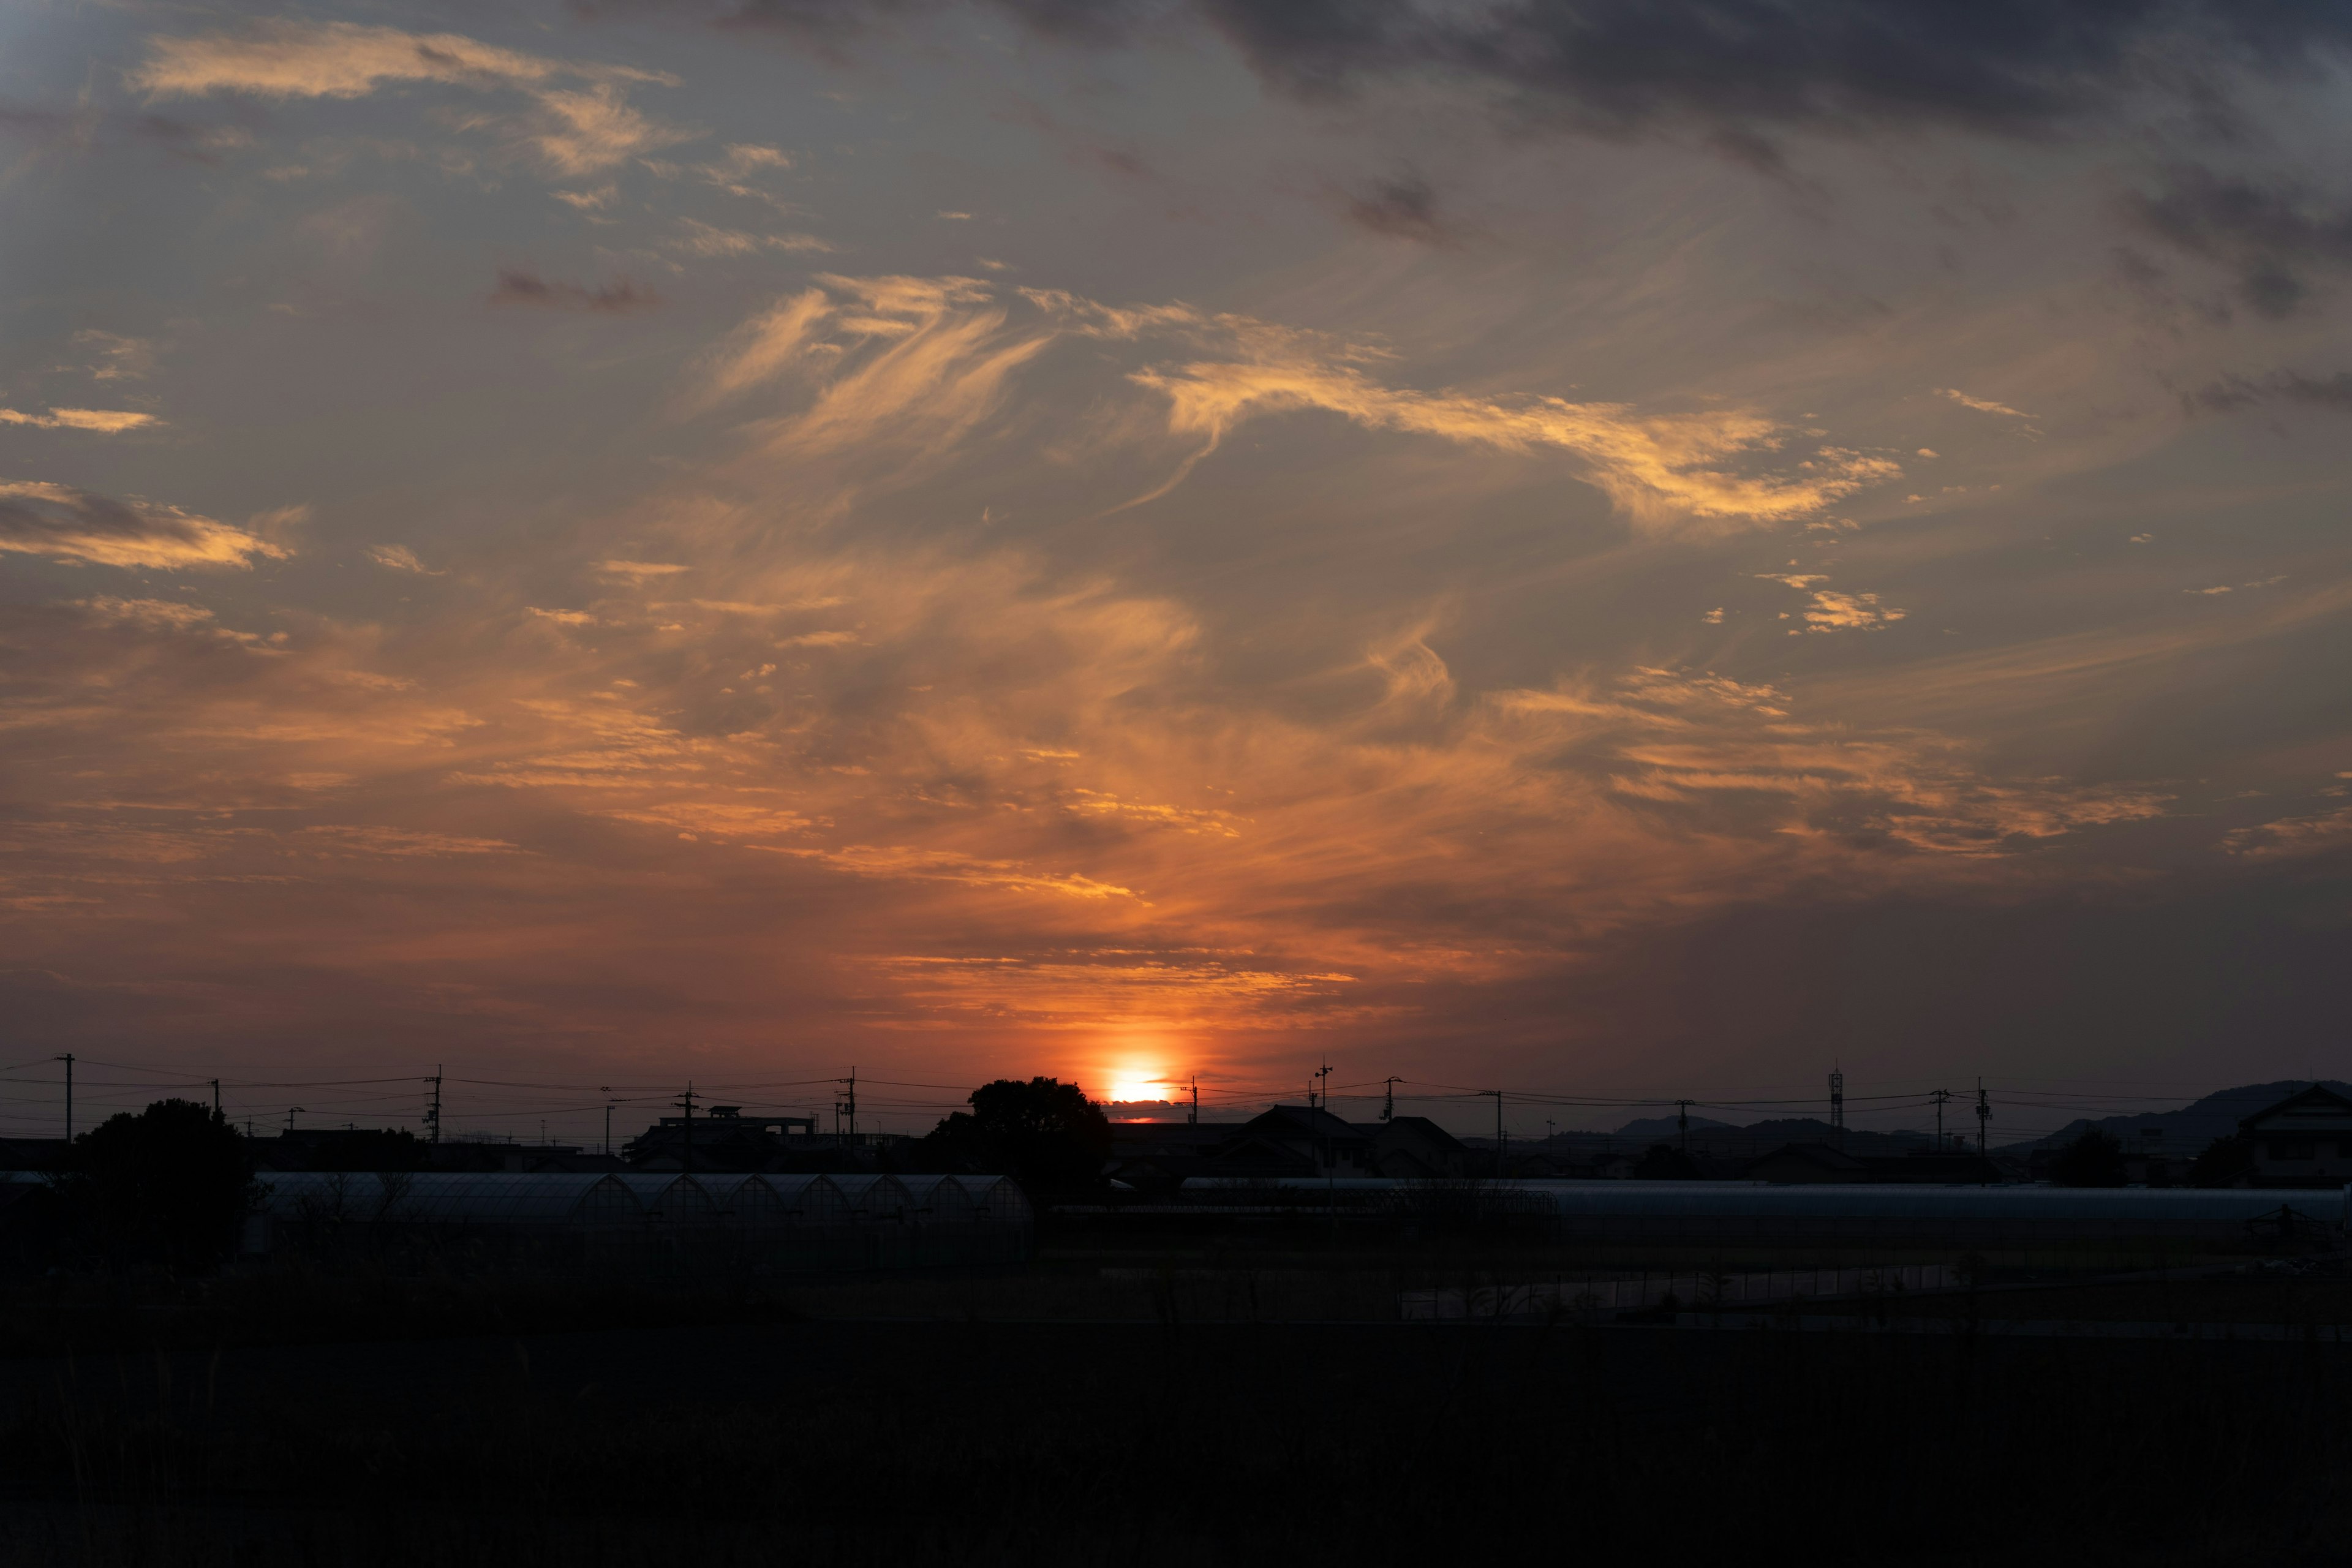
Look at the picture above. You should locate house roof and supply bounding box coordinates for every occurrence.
[1368,1116,1468,1152]
[1238,1104,1371,1144]
[2240,1084,2352,1133]
[1107,1121,1235,1152]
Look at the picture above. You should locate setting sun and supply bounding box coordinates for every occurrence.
[1103,1068,1168,1104]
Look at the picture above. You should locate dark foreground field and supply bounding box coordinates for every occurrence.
[2,1265,2351,1567]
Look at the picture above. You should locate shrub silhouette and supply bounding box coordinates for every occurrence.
[62,1098,253,1268]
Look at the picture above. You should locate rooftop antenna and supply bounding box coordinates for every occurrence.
[1381,1076,1401,1123]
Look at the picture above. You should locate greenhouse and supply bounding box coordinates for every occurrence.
[750,1173,850,1227]
[256,1172,642,1229]
[830,1174,913,1223]
[1517,1180,2346,1242]
[611,1173,720,1226]
[904,1174,976,1224]
[238,1169,1031,1270]
[1174,1175,2346,1243]
[957,1174,1033,1227]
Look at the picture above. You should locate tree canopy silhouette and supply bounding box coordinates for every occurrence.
[2049,1126,2128,1188]
[1635,1143,1700,1180]
[921,1077,1110,1194]
[2192,1133,2255,1187]
[62,1098,253,1268]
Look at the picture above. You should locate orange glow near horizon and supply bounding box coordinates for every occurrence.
[1101,1065,1172,1104]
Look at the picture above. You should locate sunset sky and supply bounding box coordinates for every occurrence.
[6,2,2351,1140]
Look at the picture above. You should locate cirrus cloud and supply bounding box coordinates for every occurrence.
[0,481,286,570]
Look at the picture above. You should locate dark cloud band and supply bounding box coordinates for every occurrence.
[637,0,2352,141]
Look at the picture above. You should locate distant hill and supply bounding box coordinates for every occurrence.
[1503,1082,2348,1163]
[1510,1115,1936,1159]
[1993,1080,2350,1155]
[1612,1114,1736,1139]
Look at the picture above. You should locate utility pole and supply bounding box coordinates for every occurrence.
[677,1083,696,1174]
[1188,1075,1198,1126]
[424,1066,443,1145]
[834,1068,857,1140]
[1313,1058,1332,1114]
[602,1087,614,1156]
[1828,1067,1845,1147]
[1676,1098,1694,1153]
[57,1054,72,1142]
[1976,1079,1990,1156]
[210,1079,221,1120]
[1932,1088,1952,1146]
[1381,1076,1400,1123]
[286,1106,303,1134]
[1482,1089,1504,1177]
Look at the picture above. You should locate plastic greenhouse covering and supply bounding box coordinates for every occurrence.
[829,1174,913,1221]
[257,1172,641,1226]
[902,1174,975,1223]
[246,1170,1035,1232]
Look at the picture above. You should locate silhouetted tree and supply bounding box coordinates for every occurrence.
[1634,1142,1700,1180]
[2192,1133,2255,1187]
[61,1098,253,1268]
[921,1077,1110,1196]
[2049,1127,2128,1187]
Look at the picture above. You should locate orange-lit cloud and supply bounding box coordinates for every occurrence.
[7,2,2350,1121]
[131,21,689,176]
[0,482,287,569]
[0,408,162,433]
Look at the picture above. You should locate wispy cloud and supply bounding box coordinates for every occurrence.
[366,544,442,575]
[680,279,1898,530]
[131,21,691,176]
[0,408,162,434]
[668,218,835,257]
[1938,387,2037,419]
[71,331,154,382]
[0,481,285,569]
[595,560,690,584]
[1800,589,1906,633]
[488,267,658,313]
[1133,349,1901,529]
